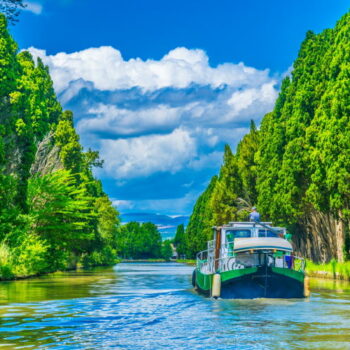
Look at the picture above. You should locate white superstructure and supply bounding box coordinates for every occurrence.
[197,221,301,275]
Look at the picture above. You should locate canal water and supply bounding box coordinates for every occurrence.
[0,263,349,349]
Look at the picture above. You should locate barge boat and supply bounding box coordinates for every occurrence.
[192,222,308,299]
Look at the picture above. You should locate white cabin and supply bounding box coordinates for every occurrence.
[198,222,297,274]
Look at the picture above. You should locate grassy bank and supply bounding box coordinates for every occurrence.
[120,259,197,264]
[0,255,121,281]
[176,259,196,265]
[121,259,168,263]
[306,260,350,281]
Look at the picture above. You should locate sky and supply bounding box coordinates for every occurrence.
[10,0,350,216]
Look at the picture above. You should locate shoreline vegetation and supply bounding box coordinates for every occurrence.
[121,259,350,281]
[306,260,350,281]
[0,14,122,281]
[0,13,173,282]
[1,257,349,282]
[174,11,350,270]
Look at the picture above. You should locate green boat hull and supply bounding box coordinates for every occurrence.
[194,266,305,299]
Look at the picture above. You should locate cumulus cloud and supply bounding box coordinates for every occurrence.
[111,199,133,210]
[26,45,281,213]
[113,190,201,214]
[77,103,182,137]
[28,46,274,93]
[99,128,197,178]
[74,83,277,140]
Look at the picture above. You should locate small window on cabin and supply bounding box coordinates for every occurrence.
[258,229,278,238]
[226,229,251,239]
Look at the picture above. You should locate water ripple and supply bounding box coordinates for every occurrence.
[0,263,350,349]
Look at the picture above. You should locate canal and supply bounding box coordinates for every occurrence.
[0,263,349,349]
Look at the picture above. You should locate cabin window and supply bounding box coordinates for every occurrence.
[258,229,278,238]
[226,229,251,239]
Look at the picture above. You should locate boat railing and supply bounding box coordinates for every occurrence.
[196,248,215,273]
[217,253,305,273]
[197,249,305,275]
[207,240,215,249]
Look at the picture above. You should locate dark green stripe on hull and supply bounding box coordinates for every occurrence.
[195,267,305,299]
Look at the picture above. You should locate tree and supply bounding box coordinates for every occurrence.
[161,240,173,261]
[187,11,350,262]
[27,170,96,269]
[236,120,260,205]
[0,14,121,279]
[55,111,83,174]
[0,14,18,99]
[184,176,217,258]
[210,145,242,225]
[174,224,186,257]
[116,222,162,259]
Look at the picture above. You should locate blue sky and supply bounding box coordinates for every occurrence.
[10,0,350,216]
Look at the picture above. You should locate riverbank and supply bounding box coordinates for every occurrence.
[121,259,168,263]
[120,259,196,265]
[176,259,196,265]
[306,259,350,281]
[179,258,350,280]
[0,260,121,282]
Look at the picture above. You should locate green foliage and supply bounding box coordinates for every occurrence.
[81,246,118,268]
[0,243,14,279]
[257,14,350,224]
[116,222,162,259]
[184,120,260,258]
[81,195,120,267]
[94,196,119,243]
[55,111,83,174]
[0,174,19,240]
[174,224,186,257]
[186,12,350,262]
[0,14,18,98]
[0,17,121,279]
[11,234,49,276]
[306,259,350,280]
[236,120,260,205]
[27,170,96,263]
[185,176,217,258]
[161,240,173,261]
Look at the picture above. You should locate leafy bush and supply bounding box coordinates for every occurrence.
[11,235,49,277]
[306,259,350,280]
[0,243,14,279]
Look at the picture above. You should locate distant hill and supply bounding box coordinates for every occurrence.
[120,213,189,240]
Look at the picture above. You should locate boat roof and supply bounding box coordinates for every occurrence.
[233,237,292,253]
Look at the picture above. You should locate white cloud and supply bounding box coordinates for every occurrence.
[76,82,277,142]
[116,191,200,215]
[77,104,182,137]
[225,82,277,121]
[25,45,281,213]
[111,199,133,210]
[189,151,223,170]
[27,46,274,94]
[24,1,43,15]
[99,128,197,178]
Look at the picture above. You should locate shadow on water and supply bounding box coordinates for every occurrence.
[0,266,119,304]
[0,263,349,349]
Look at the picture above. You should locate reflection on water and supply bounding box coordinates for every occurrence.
[0,263,349,349]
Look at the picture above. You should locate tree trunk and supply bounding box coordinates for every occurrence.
[293,208,345,263]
